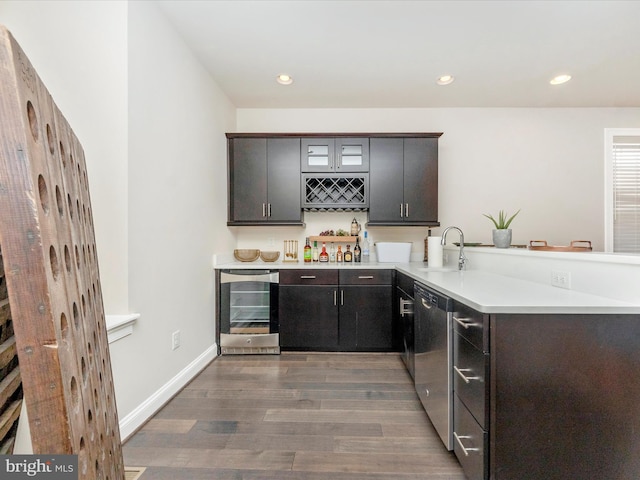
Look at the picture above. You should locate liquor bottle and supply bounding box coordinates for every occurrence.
[304,237,312,263]
[362,231,370,261]
[336,245,343,263]
[319,242,329,262]
[344,244,353,263]
[312,241,319,262]
[353,237,361,263]
[329,243,336,263]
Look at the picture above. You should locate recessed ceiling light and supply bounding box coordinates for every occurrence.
[276,74,293,85]
[550,74,571,85]
[436,75,455,86]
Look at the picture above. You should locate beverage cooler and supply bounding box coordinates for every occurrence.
[219,269,279,354]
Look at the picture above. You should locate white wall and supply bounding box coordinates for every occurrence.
[118,1,235,420]
[1,0,237,431]
[236,108,640,253]
[0,0,129,313]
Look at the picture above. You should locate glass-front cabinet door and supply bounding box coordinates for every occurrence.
[301,138,369,172]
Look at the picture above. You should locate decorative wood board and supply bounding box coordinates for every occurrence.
[0,25,124,479]
[0,248,23,454]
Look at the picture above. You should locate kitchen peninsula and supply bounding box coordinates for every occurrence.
[215,247,640,479]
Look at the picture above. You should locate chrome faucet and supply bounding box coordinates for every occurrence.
[441,226,467,270]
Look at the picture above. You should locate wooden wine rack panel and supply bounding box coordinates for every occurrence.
[0,26,124,479]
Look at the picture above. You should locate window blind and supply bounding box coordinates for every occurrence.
[612,136,640,253]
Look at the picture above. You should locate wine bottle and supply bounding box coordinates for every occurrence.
[304,237,312,263]
[319,242,329,262]
[353,237,361,263]
[312,241,319,262]
[344,245,353,263]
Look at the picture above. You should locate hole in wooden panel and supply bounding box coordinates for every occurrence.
[67,193,73,220]
[76,199,81,224]
[59,141,66,168]
[27,101,38,141]
[38,175,49,214]
[81,356,87,385]
[64,245,71,273]
[77,163,81,186]
[70,376,79,410]
[73,302,79,330]
[79,437,87,476]
[46,124,55,154]
[70,152,74,169]
[75,245,80,269]
[81,294,86,316]
[49,245,59,280]
[59,312,69,342]
[55,185,63,217]
[88,341,93,365]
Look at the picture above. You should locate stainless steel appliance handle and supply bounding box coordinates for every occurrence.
[399,298,413,316]
[421,298,433,309]
[454,366,481,384]
[221,272,279,284]
[453,432,479,456]
[454,316,475,329]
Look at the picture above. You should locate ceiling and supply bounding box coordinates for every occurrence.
[154,0,640,108]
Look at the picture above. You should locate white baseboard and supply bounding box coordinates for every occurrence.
[118,344,218,441]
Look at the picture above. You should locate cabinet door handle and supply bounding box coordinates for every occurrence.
[454,316,476,329]
[400,203,404,218]
[453,432,480,456]
[421,298,432,309]
[300,275,316,279]
[268,203,271,217]
[262,203,266,217]
[334,290,337,306]
[454,366,482,384]
[357,275,374,279]
[405,203,409,217]
[341,290,344,306]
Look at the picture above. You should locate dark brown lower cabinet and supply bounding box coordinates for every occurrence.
[451,304,640,480]
[279,269,394,352]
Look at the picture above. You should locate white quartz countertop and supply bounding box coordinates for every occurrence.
[215,259,640,315]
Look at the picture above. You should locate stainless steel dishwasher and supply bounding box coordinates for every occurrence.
[414,282,454,450]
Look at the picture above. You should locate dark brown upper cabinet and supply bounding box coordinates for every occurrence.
[368,136,441,226]
[301,137,369,173]
[227,135,303,226]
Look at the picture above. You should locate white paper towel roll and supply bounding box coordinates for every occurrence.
[428,236,443,267]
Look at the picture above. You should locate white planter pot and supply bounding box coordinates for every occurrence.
[493,229,512,248]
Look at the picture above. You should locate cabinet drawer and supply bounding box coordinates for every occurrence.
[339,269,393,285]
[454,333,487,428]
[452,301,487,352]
[279,269,338,285]
[453,394,488,480]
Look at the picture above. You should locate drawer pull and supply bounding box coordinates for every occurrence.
[454,316,476,329]
[300,275,316,279]
[358,275,374,279]
[454,366,482,384]
[454,431,480,456]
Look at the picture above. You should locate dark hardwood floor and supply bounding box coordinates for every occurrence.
[122,352,465,479]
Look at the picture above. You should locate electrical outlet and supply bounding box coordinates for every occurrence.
[172,330,181,350]
[551,270,571,289]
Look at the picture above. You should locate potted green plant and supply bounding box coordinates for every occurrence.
[483,209,520,248]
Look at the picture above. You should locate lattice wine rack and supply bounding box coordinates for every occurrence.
[302,174,369,211]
